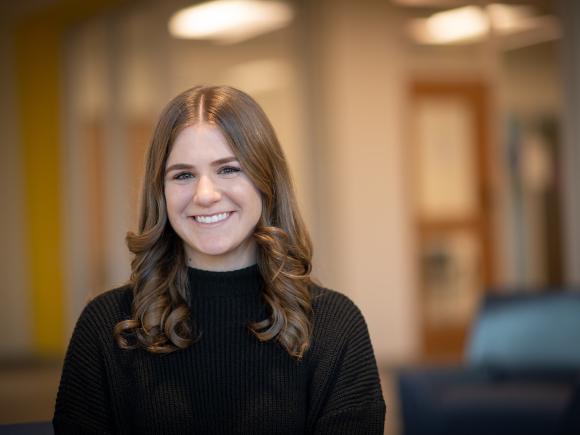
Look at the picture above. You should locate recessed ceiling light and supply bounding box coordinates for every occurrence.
[487,3,536,35]
[168,0,294,44]
[407,3,561,47]
[408,6,489,45]
[393,0,467,7]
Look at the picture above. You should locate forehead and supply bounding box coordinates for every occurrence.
[168,123,234,163]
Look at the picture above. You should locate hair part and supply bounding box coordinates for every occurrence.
[114,85,313,358]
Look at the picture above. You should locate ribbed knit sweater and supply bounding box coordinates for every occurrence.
[53,265,386,434]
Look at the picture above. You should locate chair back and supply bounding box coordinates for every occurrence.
[466,291,580,370]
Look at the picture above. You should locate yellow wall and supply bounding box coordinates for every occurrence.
[13,0,123,355]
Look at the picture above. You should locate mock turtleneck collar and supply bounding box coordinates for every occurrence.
[187,264,263,299]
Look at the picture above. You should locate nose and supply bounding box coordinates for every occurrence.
[193,175,221,206]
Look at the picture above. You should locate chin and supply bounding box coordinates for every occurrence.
[194,241,236,257]
[198,248,231,258]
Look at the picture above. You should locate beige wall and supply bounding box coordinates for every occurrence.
[302,0,420,363]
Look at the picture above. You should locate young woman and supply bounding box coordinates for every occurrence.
[53,86,386,434]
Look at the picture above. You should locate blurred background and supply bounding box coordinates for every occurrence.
[1,0,579,433]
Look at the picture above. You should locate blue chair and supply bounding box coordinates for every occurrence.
[398,291,580,435]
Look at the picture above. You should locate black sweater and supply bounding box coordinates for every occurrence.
[53,265,386,434]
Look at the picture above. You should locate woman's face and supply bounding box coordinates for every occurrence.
[164,123,262,271]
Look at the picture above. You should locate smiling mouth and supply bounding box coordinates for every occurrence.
[192,212,231,224]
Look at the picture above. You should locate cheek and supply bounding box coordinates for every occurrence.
[249,194,263,229]
[251,191,263,221]
[164,186,189,217]
[234,181,262,221]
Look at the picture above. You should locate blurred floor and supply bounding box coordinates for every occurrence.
[0,360,61,424]
[0,362,401,434]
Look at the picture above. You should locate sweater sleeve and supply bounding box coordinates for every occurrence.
[53,297,115,435]
[309,290,386,434]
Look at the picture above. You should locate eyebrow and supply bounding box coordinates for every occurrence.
[165,156,239,174]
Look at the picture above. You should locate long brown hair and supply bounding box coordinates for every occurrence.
[114,86,313,358]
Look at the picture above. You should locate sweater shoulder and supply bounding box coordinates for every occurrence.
[309,284,368,341]
[309,284,354,304]
[76,285,133,331]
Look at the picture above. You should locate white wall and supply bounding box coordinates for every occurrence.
[301,0,419,364]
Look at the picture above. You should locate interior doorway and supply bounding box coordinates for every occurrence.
[409,81,494,361]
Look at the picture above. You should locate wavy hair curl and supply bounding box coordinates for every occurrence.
[114,86,313,358]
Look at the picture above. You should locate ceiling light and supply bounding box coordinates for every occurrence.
[487,3,536,34]
[408,6,489,44]
[168,0,294,44]
[498,15,562,50]
[392,0,466,6]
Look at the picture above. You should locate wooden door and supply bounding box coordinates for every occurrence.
[409,82,493,362]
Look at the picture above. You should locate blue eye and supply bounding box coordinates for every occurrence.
[219,166,241,175]
[174,172,194,180]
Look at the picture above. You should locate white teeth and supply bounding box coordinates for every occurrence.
[194,212,229,224]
